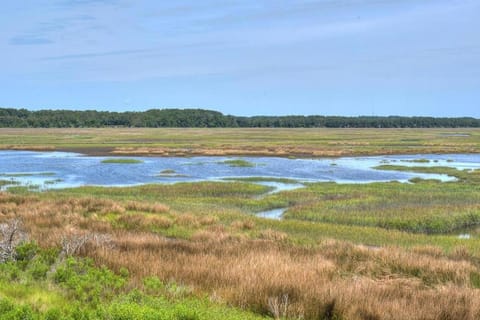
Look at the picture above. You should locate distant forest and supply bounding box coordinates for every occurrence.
[0,108,479,128]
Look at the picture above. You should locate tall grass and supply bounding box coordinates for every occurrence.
[3,186,480,319]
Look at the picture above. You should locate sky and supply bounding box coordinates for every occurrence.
[0,0,479,117]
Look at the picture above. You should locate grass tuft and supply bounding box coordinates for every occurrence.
[218,159,256,167]
[101,158,143,164]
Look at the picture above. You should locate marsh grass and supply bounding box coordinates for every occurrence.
[219,159,256,167]
[156,169,189,178]
[279,171,480,234]
[401,158,430,163]
[2,192,480,319]
[0,172,56,177]
[0,180,18,187]
[159,169,176,174]
[101,158,143,164]
[374,165,480,183]
[1,127,479,157]
[3,171,480,318]
[222,177,299,183]
[44,179,63,185]
[2,128,480,318]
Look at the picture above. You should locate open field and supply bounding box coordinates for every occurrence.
[0,127,479,157]
[1,130,480,319]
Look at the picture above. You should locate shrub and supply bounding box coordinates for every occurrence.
[54,257,126,306]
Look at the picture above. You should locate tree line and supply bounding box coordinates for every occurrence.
[0,107,479,128]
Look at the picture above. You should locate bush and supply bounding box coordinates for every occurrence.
[54,257,126,306]
[15,242,38,264]
[143,276,164,295]
[29,259,50,280]
[0,301,35,320]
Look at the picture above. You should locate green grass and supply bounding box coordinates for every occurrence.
[160,169,177,174]
[240,182,480,252]
[0,172,56,177]
[101,158,144,164]
[277,176,480,234]
[218,159,256,167]
[7,185,41,194]
[1,127,479,157]
[0,180,18,187]
[401,158,430,163]
[373,165,480,182]
[43,179,63,185]
[156,169,189,178]
[221,176,299,184]
[41,175,480,244]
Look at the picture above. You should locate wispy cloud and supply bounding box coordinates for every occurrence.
[56,0,119,7]
[9,35,53,46]
[0,0,478,116]
[41,48,155,61]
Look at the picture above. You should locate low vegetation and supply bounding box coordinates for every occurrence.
[2,164,480,319]
[222,177,299,184]
[0,172,56,177]
[1,127,480,319]
[280,167,480,233]
[0,235,264,319]
[219,159,256,167]
[156,169,188,178]
[101,158,143,164]
[1,127,479,157]
[0,180,14,187]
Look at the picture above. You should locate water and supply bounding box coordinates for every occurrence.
[0,151,479,191]
[256,208,286,220]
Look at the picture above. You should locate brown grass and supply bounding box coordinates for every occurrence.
[2,192,480,319]
[124,201,170,213]
[1,128,479,157]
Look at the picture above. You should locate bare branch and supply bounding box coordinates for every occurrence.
[60,232,113,258]
[0,218,27,263]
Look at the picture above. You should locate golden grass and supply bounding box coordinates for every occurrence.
[1,127,479,157]
[2,192,480,319]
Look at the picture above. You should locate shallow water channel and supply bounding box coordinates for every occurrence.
[1,151,479,222]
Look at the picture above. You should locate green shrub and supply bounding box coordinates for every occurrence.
[15,242,38,264]
[54,258,126,306]
[44,308,62,320]
[175,304,199,320]
[28,259,50,280]
[143,276,164,295]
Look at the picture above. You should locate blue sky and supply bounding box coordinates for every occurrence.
[1,0,479,116]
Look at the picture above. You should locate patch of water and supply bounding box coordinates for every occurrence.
[0,151,478,190]
[254,181,306,194]
[439,133,471,137]
[256,208,286,220]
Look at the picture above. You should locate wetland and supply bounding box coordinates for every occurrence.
[1,128,480,320]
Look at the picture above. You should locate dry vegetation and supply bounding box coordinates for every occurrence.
[1,130,479,319]
[0,127,479,157]
[2,192,480,319]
